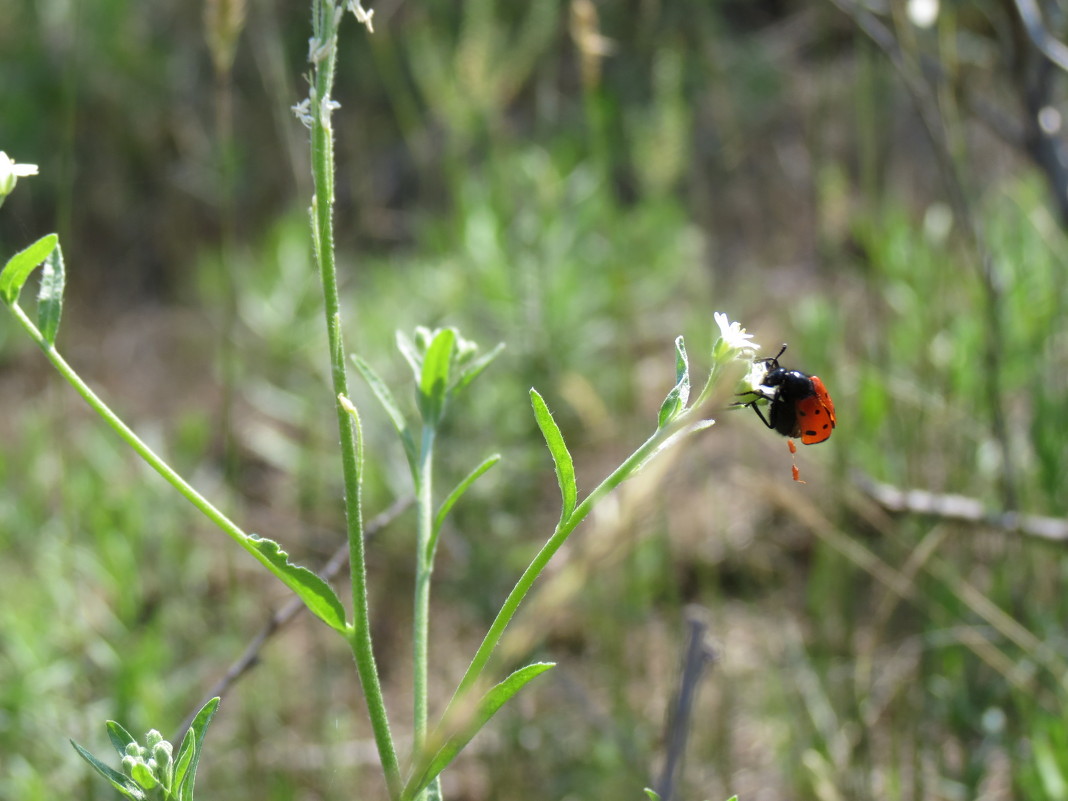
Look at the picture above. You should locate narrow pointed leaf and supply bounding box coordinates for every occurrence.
[70,740,146,801]
[530,389,577,522]
[36,243,65,345]
[396,329,422,382]
[451,342,504,395]
[405,662,554,799]
[644,790,662,801]
[657,389,684,429]
[244,535,347,632]
[1,233,58,305]
[174,697,220,801]
[429,454,501,558]
[418,328,455,426]
[351,353,416,464]
[105,720,137,758]
[673,335,689,386]
[172,733,195,798]
[657,336,690,429]
[130,763,157,789]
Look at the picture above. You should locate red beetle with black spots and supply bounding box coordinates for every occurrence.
[734,344,836,481]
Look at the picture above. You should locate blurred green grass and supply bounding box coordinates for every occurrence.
[5,1,1068,800]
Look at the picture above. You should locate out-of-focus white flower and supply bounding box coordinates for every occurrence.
[907,0,939,29]
[0,152,38,200]
[713,311,760,359]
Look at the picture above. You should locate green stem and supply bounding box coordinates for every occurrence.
[307,4,400,797]
[412,424,436,762]
[9,303,250,547]
[441,416,682,723]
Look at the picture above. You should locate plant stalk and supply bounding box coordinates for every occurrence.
[441,411,687,724]
[412,424,437,798]
[9,303,249,549]
[307,2,400,797]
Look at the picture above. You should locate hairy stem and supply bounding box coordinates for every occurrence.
[306,2,400,796]
[412,424,438,799]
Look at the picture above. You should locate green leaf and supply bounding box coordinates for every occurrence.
[396,329,422,383]
[424,778,443,801]
[245,535,347,633]
[451,341,504,396]
[172,734,195,800]
[70,740,147,801]
[36,243,65,344]
[1,233,58,305]
[429,454,501,559]
[404,663,554,800]
[105,720,138,759]
[174,697,219,801]
[643,790,662,801]
[530,389,577,522]
[657,336,690,429]
[673,335,689,387]
[1034,732,1068,801]
[418,328,456,426]
[130,762,157,790]
[351,353,416,464]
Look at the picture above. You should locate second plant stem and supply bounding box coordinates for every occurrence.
[413,424,437,775]
[440,362,729,730]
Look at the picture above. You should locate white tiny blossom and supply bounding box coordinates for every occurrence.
[291,99,314,128]
[741,358,776,397]
[347,0,374,32]
[308,35,332,64]
[907,0,939,29]
[319,98,341,130]
[0,152,39,199]
[713,311,760,357]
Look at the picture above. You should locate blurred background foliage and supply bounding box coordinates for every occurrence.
[5,0,1068,798]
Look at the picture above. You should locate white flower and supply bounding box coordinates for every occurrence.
[740,357,775,397]
[291,98,314,128]
[907,0,939,29]
[347,0,374,32]
[713,311,760,358]
[0,152,39,199]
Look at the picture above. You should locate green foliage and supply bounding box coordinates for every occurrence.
[658,336,691,428]
[398,326,504,430]
[11,0,1068,798]
[71,698,220,801]
[0,409,233,801]
[432,454,501,553]
[0,233,57,306]
[243,534,347,633]
[756,172,1068,799]
[404,662,555,800]
[530,389,577,523]
[353,350,419,466]
[354,144,705,409]
[36,243,64,345]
